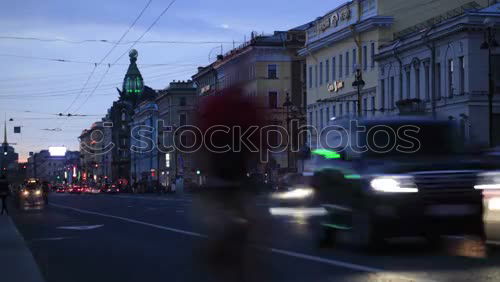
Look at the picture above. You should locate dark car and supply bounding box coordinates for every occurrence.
[310,117,490,250]
[103,184,120,194]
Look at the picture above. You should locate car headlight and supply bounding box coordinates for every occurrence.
[275,187,314,199]
[370,175,418,193]
[474,171,500,190]
[22,190,29,196]
[35,190,41,195]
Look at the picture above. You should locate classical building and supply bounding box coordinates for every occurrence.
[299,0,489,148]
[375,2,500,146]
[130,91,159,188]
[156,80,198,188]
[192,26,309,171]
[27,150,79,183]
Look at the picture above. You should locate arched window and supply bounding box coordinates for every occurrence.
[121,112,126,121]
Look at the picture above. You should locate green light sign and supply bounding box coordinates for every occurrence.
[344,174,361,180]
[312,149,341,159]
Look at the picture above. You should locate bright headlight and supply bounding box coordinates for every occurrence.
[22,190,29,196]
[275,187,314,199]
[35,190,41,195]
[475,171,500,190]
[370,176,418,193]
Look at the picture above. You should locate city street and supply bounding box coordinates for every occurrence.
[9,193,500,282]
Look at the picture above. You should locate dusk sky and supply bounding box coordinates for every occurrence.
[0,0,340,161]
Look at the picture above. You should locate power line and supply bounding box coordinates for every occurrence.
[0,36,242,45]
[73,0,178,114]
[64,0,153,114]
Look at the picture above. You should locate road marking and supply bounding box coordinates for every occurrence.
[269,248,381,272]
[57,225,104,230]
[50,203,205,238]
[30,237,73,242]
[49,202,427,279]
[114,195,192,202]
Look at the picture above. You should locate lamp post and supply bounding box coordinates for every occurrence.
[283,92,294,170]
[481,17,499,147]
[352,67,366,117]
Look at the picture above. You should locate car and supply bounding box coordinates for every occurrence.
[69,184,83,194]
[90,184,103,194]
[103,184,120,194]
[310,117,488,250]
[55,185,65,193]
[18,179,45,210]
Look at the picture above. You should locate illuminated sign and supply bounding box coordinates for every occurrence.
[49,146,67,157]
[328,81,345,92]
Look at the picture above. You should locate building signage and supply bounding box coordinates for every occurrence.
[328,81,345,92]
[317,7,352,34]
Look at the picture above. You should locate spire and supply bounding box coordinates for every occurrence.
[3,117,6,145]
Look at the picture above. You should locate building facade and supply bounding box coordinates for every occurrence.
[130,97,159,188]
[300,0,489,148]
[193,27,309,171]
[156,81,198,188]
[376,3,500,146]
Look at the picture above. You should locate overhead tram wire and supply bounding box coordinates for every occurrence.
[64,0,153,114]
[72,0,178,114]
[0,36,243,45]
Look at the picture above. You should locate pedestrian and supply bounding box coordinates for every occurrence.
[0,175,10,215]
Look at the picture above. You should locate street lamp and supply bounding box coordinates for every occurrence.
[283,92,294,169]
[481,17,499,147]
[352,67,366,117]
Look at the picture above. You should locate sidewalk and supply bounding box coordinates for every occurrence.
[0,216,44,282]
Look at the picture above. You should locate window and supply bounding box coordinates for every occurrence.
[315,110,319,128]
[179,114,186,126]
[371,42,375,68]
[319,62,323,86]
[353,49,357,72]
[319,108,324,129]
[325,59,330,83]
[339,103,343,116]
[268,91,278,109]
[406,70,411,99]
[309,112,313,126]
[448,59,454,97]
[363,98,367,116]
[459,56,465,94]
[346,51,350,75]
[415,67,420,99]
[346,102,350,115]
[425,63,430,101]
[436,63,441,99]
[326,107,330,125]
[352,102,356,115]
[332,105,336,117]
[179,97,186,106]
[308,66,313,89]
[371,96,375,112]
[315,65,318,87]
[121,112,126,121]
[363,46,368,70]
[268,64,277,79]
[332,57,336,80]
[339,54,343,78]
[380,79,385,110]
[390,76,395,108]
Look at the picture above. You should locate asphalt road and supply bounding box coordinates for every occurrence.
[10,192,500,282]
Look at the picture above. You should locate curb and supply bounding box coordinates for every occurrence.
[0,216,45,282]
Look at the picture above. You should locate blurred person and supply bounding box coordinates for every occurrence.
[193,87,267,282]
[0,175,10,215]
